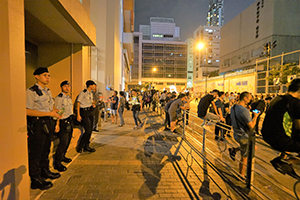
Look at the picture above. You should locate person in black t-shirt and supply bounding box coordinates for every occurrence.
[109,91,119,124]
[197,89,220,124]
[262,78,300,176]
[214,91,226,140]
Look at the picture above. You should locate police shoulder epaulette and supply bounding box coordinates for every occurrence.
[58,93,63,97]
[83,89,87,93]
[29,85,43,96]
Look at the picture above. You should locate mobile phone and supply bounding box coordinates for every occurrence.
[253,109,260,114]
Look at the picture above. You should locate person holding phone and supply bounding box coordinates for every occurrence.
[228,91,260,178]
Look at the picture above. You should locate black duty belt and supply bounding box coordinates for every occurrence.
[61,116,72,123]
[27,116,52,120]
[80,106,93,111]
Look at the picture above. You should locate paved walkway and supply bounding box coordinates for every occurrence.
[31,109,266,200]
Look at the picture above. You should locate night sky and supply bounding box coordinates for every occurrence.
[134,0,257,40]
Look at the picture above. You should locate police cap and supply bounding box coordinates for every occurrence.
[33,67,49,75]
[60,80,69,88]
[86,80,96,88]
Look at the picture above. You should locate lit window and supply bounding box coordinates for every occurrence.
[153,34,163,38]
[208,60,212,63]
[216,60,219,62]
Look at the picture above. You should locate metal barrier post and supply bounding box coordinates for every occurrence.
[202,119,206,153]
[246,131,256,190]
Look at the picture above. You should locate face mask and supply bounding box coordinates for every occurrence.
[248,99,253,106]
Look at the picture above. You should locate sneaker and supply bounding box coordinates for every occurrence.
[228,148,236,161]
[133,126,137,129]
[118,124,123,127]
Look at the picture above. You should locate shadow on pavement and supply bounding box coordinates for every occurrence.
[136,124,180,200]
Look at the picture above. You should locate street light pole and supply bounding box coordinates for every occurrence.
[205,47,208,94]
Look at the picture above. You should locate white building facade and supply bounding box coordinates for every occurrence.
[193,26,221,82]
[130,18,187,91]
[186,38,194,88]
[219,0,300,93]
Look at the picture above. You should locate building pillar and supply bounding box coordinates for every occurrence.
[0,0,30,199]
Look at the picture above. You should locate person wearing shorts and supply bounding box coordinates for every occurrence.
[229,92,259,178]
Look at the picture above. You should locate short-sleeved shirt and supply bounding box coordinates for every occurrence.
[26,84,54,112]
[165,99,175,112]
[77,89,93,108]
[168,99,183,115]
[110,96,119,110]
[160,93,166,101]
[119,96,126,108]
[262,94,300,145]
[215,99,225,117]
[55,93,73,119]
[197,94,214,118]
[230,104,252,135]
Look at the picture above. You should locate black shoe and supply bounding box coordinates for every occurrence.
[41,169,61,179]
[228,148,236,161]
[76,145,83,153]
[93,129,100,132]
[172,130,180,134]
[83,146,96,152]
[53,163,67,172]
[31,177,53,190]
[214,136,219,140]
[62,157,72,163]
[164,128,171,131]
[227,134,232,138]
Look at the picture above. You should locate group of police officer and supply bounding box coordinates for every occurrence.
[26,67,98,190]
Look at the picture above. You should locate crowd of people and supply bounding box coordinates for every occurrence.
[27,66,300,190]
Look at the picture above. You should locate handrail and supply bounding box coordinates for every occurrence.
[180,109,299,199]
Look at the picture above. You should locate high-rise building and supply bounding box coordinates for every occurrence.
[207,0,224,27]
[193,26,221,82]
[130,17,187,91]
[186,38,194,88]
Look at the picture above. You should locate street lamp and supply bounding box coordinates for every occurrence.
[196,42,208,93]
[152,67,157,88]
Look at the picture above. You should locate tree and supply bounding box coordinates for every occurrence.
[208,70,219,78]
[267,63,300,84]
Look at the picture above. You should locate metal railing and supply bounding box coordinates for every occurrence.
[177,110,300,199]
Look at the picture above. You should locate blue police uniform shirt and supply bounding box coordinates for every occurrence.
[26,83,54,112]
[77,89,93,108]
[55,93,73,119]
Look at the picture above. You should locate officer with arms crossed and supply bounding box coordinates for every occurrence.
[53,80,74,172]
[26,67,61,190]
[76,80,97,153]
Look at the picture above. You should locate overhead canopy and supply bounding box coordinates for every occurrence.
[25,0,96,45]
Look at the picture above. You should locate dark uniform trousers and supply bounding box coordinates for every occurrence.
[53,117,73,163]
[79,108,94,146]
[27,117,55,179]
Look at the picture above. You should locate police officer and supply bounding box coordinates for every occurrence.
[53,81,74,172]
[76,80,97,153]
[26,67,61,190]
